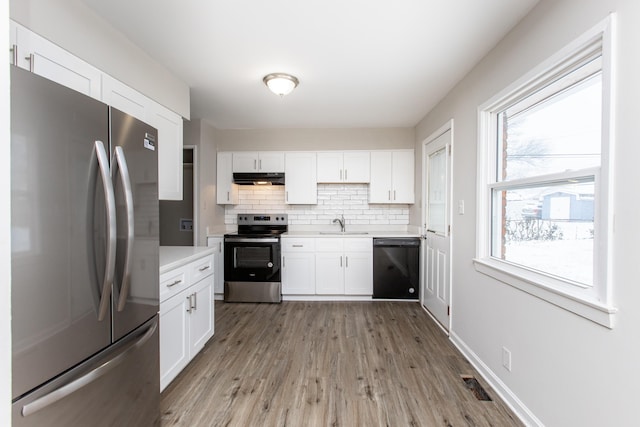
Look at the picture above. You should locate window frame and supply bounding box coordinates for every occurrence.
[474,15,617,328]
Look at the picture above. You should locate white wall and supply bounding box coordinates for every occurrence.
[414,0,640,425]
[2,1,12,425]
[10,0,190,118]
[184,119,226,245]
[214,127,415,152]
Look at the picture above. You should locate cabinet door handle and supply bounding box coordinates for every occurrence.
[219,242,222,252]
[193,292,197,310]
[167,279,182,288]
[259,159,262,170]
[345,169,348,181]
[345,256,349,268]
[340,256,343,267]
[388,190,391,201]
[199,265,210,272]
[254,159,257,170]
[11,44,17,66]
[227,191,230,201]
[25,53,34,72]
[286,191,289,202]
[340,169,343,181]
[394,190,396,201]
[282,255,285,268]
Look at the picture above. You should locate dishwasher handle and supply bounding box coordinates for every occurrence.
[373,238,420,247]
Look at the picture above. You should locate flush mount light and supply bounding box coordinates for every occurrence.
[263,73,299,96]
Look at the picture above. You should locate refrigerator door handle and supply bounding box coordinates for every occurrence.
[112,146,135,312]
[95,140,116,321]
[21,319,158,418]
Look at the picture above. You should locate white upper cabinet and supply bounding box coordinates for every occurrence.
[217,152,238,204]
[285,152,317,204]
[369,150,415,204]
[102,74,148,121]
[147,103,184,200]
[11,21,101,100]
[10,21,185,201]
[104,74,184,200]
[317,151,370,183]
[232,152,285,173]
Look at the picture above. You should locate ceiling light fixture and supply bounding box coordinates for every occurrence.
[263,73,299,96]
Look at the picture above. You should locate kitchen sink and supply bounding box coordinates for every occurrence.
[318,231,369,235]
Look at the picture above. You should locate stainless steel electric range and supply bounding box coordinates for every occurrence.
[223,214,288,303]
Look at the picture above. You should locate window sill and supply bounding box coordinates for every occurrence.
[473,258,617,328]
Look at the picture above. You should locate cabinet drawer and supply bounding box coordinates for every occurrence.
[160,266,189,302]
[190,254,214,283]
[344,237,372,252]
[315,238,344,252]
[282,238,316,252]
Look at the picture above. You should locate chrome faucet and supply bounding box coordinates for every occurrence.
[333,214,345,232]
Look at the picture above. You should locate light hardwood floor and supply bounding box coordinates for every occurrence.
[161,301,522,426]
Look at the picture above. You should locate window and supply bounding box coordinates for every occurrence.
[475,17,616,327]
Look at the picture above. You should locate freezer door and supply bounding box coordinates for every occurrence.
[12,316,160,427]
[110,107,160,342]
[11,67,112,400]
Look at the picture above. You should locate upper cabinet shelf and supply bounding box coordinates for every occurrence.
[10,20,185,201]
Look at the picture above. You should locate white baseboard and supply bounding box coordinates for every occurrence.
[449,331,544,427]
[282,295,373,301]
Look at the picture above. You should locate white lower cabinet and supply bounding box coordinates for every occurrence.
[159,253,214,391]
[315,238,372,295]
[282,238,316,295]
[315,251,345,294]
[281,237,372,297]
[207,236,225,297]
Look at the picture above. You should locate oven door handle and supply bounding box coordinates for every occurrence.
[225,237,279,243]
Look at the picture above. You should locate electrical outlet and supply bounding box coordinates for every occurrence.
[502,347,512,371]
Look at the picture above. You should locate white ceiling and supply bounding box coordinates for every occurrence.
[81,0,538,129]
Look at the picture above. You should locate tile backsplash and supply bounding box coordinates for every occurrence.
[224,184,409,226]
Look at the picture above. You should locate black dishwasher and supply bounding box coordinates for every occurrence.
[373,238,420,299]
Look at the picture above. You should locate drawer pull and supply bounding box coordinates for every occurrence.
[292,244,303,248]
[198,265,210,272]
[166,279,182,288]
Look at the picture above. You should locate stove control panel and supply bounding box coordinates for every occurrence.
[237,213,288,226]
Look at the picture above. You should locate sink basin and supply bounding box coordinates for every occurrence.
[318,231,369,235]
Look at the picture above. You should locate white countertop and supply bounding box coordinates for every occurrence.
[282,231,420,238]
[159,246,216,274]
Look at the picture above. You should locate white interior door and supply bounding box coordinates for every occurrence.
[422,128,452,331]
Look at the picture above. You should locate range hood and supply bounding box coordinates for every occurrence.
[233,172,285,185]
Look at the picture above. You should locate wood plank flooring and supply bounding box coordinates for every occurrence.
[161,301,522,426]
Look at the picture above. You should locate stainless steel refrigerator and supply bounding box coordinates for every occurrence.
[11,66,160,426]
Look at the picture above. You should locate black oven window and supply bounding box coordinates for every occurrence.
[234,247,272,269]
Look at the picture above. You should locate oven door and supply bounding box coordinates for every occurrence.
[224,237,281,282]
